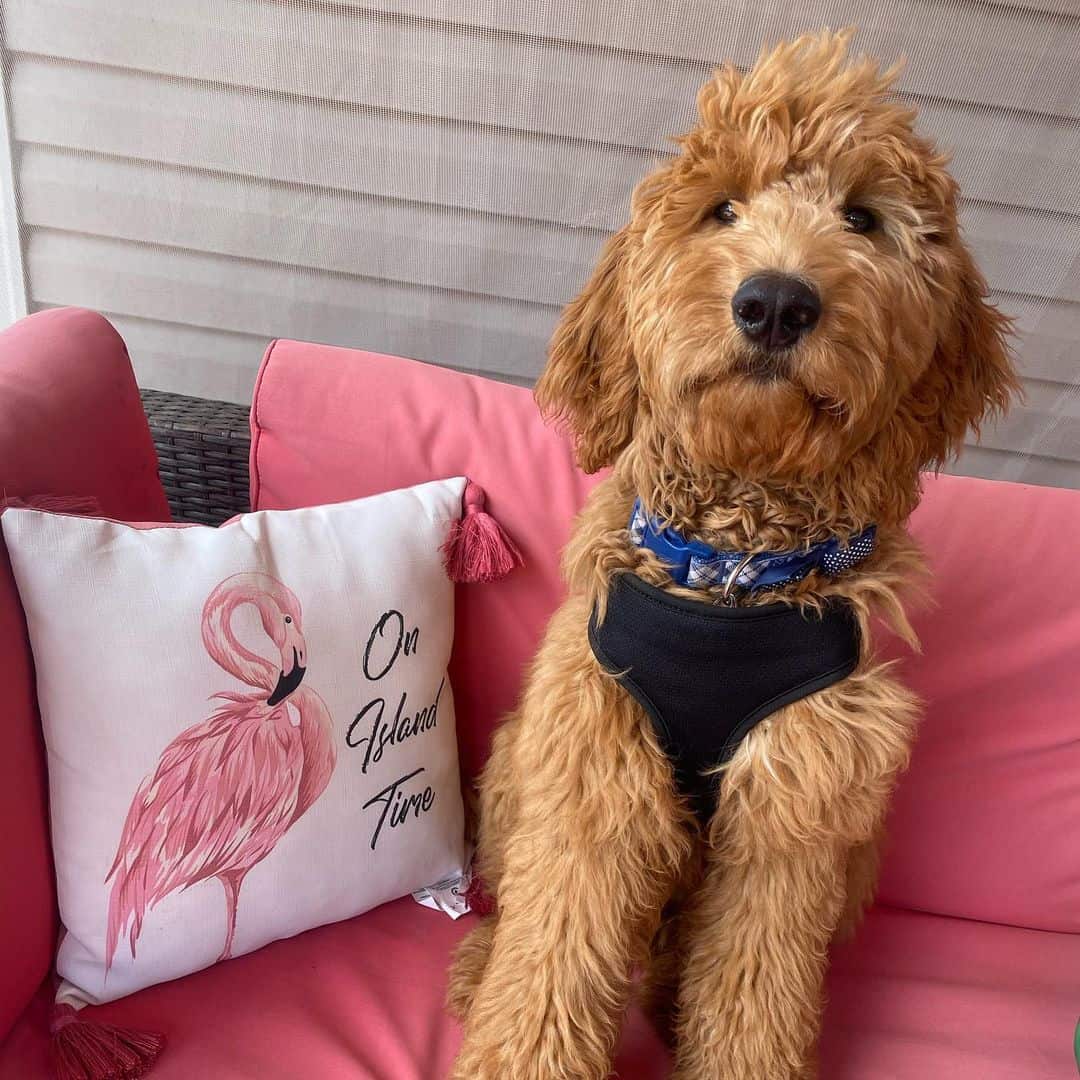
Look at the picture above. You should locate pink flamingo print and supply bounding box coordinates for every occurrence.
[104,573,335,972]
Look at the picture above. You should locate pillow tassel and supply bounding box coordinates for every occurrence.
[442,481,522,584]
[49,1003,165,1080]
[464,873,496,917]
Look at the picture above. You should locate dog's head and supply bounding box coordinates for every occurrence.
[536,31,1016,491]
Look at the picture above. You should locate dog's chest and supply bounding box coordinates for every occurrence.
[588,572,860,820]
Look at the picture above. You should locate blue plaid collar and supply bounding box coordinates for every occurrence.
[628,499,876,593]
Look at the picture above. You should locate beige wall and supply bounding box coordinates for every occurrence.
[2,0,1079,485]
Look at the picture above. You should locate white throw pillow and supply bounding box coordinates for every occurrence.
[2,479,467,1006]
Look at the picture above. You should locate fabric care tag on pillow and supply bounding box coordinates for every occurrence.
[2,479,469,1007]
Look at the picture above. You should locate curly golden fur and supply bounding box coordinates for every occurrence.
[447,30,1016,1079]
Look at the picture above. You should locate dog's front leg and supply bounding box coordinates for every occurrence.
[672,677,917,1079]
[672,824,847,1079]
[451,608,690,1080]
[834,830,883,942]
[449,779,683,1080]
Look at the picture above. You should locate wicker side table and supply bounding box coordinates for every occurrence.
[140,389,251,525]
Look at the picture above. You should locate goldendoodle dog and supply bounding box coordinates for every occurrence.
[448,30,1016,1080]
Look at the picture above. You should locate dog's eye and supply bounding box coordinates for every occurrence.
[712,200,738,225]
[842,206,877,234]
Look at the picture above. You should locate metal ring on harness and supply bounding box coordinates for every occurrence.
[721,550,758,605]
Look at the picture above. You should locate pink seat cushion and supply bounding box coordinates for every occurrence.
[822,907,1077,1079]
[1,902,1074,1078]
[0,309,170,1038]
[252,340,1080,934]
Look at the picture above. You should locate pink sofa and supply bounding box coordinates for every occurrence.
[1,308,1077,1079]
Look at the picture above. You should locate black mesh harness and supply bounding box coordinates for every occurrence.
[588,572,861,820]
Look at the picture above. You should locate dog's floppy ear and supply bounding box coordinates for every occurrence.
[914,245,1017,468]
[535,228,638,473]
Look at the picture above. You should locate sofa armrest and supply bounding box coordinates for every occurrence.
[0,308,169,1039]
[0,309,169,520]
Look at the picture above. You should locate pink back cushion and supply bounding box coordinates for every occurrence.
[252,339,599,779]
[877,473,1080,932]
[0,309,170,1038]
[252,340,1080,932]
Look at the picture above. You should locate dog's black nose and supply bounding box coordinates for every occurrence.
[731,273,821,351]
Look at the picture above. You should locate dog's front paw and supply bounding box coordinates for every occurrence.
[672,1060,818,1080]
[445,916,496,1019]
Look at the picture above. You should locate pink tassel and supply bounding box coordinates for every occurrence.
[0,494,103,516]
[464,874,496,917]
[49,1004,165,1080]
[442,481,522,584]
